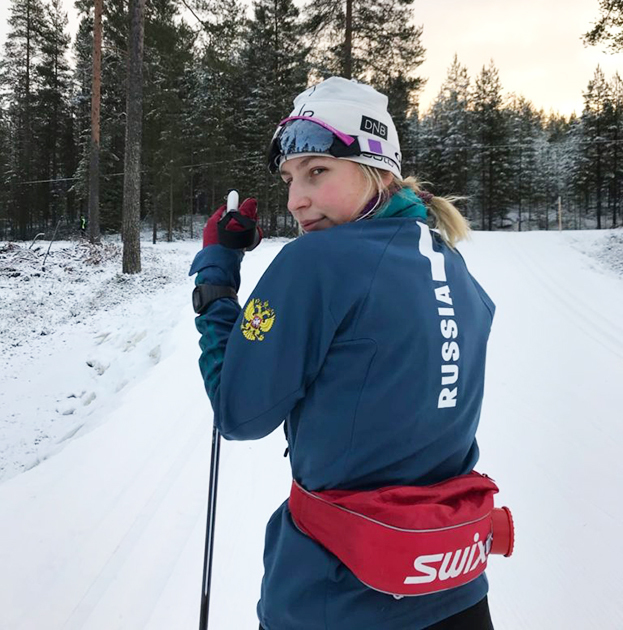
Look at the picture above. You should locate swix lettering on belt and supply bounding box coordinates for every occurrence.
[404,531,491,586]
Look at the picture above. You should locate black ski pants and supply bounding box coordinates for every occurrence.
[259,595,494,630]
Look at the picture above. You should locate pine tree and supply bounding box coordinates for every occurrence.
[72,0,129,234]
[506,96,544,230]
[584,0,623,53]
[0,109,11,239]
[535,116,563,231]
[556,114,582,230]
[122,0,146,273]
[421,55,472,212]
[34,0,73,229]
[471,61,511,230]
[0,0,47,238]
[541,111,578,230]
[567,113,592,228]
[304,0,425,152]
[238,0,309,234]
[580,65,612,229]
[99,0,129,233]
[304,0,422,81]
[608,72,622,226]
[141,0,195,242]
[70,9,96,217]
[185,0,248,220]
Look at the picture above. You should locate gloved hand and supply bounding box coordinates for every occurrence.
[203,197,262,250]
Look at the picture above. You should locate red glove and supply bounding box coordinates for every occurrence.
[203,197,262,250]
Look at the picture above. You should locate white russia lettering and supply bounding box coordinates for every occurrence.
[403,533,488,585]
[416,224,460,409]
[435,285,460,408]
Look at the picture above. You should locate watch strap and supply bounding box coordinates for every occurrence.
[192,284,238,314]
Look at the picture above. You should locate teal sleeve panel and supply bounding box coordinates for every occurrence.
[189,244,243,405]
[195,298,242,400]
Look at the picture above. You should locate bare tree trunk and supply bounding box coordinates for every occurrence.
[596,113,603,230]
[23,0,32,240]
[168,174,173,242]
[518,146,523,232]
[480,149,486,230]
[122,0,145,274]
[344,0,353,79]
[189,163,194,239]
[89,0,102,244]
[152,203,157,244]
[612,123,619,227]
[487,154,493,231]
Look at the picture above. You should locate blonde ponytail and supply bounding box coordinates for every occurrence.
[356,164,471,248]
[399,176,471,248]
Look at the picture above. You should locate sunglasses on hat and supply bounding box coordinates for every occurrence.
[267,117,362,173]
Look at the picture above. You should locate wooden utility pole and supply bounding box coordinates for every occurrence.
[122,0,146,274]
[88,0,102,244]
[558,195,562,231]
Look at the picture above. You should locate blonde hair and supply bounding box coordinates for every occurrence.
[357,164,471,248]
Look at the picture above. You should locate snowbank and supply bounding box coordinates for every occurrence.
[0,238,196,481]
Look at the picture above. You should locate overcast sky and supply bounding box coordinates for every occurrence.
[0,0,621,117]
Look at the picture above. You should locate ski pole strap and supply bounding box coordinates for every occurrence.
[289,472,507,597]
[217,211,257,249]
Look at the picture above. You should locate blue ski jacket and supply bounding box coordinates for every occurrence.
[190,189,496,630]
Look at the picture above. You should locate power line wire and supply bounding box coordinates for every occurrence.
[16,154,266,185]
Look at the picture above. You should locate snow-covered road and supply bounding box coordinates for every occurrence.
[1,232,622,629]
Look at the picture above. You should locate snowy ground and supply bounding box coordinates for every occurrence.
[1,229,622,629]
[0,238,196,481]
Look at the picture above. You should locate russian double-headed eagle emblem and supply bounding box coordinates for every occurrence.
[241,298,276,341]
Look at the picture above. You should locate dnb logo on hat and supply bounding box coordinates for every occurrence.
[360,116,388,140]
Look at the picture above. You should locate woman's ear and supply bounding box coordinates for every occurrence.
[381,170,394,187]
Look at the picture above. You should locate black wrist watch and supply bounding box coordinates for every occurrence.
[192,284,238,315]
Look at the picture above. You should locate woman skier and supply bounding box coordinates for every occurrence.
[190,76,511,629]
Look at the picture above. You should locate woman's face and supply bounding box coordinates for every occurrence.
[280,156,372,232]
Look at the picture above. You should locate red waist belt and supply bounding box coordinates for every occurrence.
[289,472,509,597]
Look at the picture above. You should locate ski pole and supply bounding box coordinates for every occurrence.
[199,422,222,630]
[198,189,239,630]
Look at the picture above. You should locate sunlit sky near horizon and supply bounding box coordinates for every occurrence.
[0,0,621,117]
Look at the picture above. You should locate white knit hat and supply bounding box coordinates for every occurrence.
[269,77,402,179]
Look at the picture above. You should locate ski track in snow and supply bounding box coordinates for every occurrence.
[461,231,623,629]
[1,231,623,629]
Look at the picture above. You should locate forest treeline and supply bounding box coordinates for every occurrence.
[0,0,621,241]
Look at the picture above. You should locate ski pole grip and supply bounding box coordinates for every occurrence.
[490,506,514,557]
[226,190,239,214]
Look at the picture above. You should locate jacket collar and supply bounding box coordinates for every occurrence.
[374,187,427,221]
